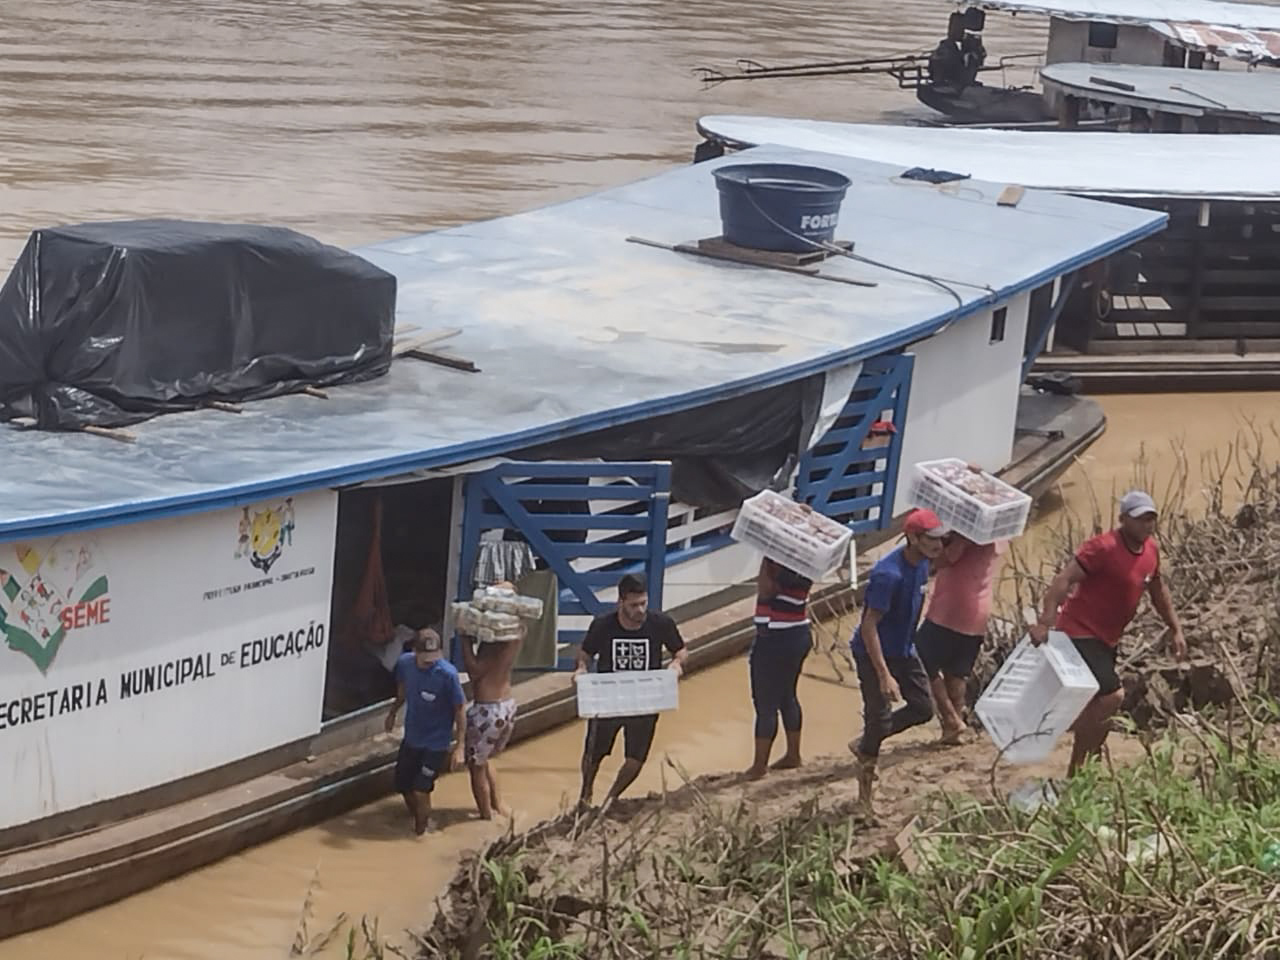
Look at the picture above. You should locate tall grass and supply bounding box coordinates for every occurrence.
[443,721,1280,959]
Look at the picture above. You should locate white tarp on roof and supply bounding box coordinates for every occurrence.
[698,115,1280,199]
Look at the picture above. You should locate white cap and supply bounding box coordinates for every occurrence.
[1119,490,1157,518]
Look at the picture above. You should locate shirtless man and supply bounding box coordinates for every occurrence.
[460,586,525,820]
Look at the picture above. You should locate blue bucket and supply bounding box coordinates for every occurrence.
[712,163,852,254]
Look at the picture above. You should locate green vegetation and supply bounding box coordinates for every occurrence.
[428,723,1280,958]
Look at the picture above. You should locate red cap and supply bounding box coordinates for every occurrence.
[903,508,947,538]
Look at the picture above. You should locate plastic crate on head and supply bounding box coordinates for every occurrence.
[574,670,679,719]
[975,631,1100,765]
[906,458,1031,544]
[730,489,852,581]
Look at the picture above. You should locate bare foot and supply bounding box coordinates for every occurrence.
[770,754,802,771]
[742,765,768,781]
[938,726,965,747]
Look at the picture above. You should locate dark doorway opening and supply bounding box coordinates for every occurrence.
[323,477,454,721]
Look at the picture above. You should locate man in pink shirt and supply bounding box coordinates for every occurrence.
[915,532,1008,744]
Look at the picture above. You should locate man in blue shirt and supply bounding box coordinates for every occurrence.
[849,508,947,814]
[384,629,465,835]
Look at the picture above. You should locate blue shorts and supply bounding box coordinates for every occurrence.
[395,742,448,794]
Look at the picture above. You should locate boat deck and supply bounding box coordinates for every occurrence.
[1041,63,1280,128]
[1035,348,1280,391]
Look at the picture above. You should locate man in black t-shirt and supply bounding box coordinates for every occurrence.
[574,573,687,806]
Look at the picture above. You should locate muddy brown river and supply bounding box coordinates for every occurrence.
[1,1,1277,957]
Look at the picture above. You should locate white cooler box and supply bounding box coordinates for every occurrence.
[575,669,679,719]
[975,631,1099,764]
[906,458,1031,544]
[730,489,852,582]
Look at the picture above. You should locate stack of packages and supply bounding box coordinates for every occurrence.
[452,584,545,643]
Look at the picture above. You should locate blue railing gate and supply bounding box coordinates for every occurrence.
[457,461,671,670]
[793,353,914,533]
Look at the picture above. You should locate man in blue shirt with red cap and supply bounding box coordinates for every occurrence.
[849,507,948,814]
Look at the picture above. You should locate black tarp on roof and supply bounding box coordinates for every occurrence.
[0,220,396,430]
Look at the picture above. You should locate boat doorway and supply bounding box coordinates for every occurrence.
[322,476,456,722]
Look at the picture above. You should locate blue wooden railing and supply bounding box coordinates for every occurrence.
[793,353,914,533]
[457,462,671,669]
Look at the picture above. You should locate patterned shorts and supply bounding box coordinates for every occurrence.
[465,698,517,765]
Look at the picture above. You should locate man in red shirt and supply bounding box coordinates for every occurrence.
[1030,490,1186,776]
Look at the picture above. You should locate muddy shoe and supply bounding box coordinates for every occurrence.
[852,751,878,817]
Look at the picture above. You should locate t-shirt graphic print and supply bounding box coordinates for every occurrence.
[612,637,651,671]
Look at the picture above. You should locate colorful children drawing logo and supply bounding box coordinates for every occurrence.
[0,539,110,674]
[236,499,296,574]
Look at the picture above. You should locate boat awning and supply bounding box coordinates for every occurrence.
[1159,21,1280,63]
[963,0,1280,62]
[962,0,1280,32]
[698,115,1280,200]
[1041,62,1280,121]
[0,144,1164,540]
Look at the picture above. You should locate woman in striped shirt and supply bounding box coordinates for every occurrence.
[745,555,814,780]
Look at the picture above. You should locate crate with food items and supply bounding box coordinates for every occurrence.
[451,583,545,643]
[906,458,1031,544]
[730,489,852,582]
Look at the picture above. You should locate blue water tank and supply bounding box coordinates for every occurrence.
[712,163,852,254]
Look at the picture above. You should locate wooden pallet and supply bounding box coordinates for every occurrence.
[680,235,854,272]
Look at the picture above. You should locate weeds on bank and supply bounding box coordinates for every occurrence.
[459,721,1280,959]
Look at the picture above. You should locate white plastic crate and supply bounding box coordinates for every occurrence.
[975,631,1100,764]
[730,489,852,582]
[574,669,679,719]
[906,458,1032,544]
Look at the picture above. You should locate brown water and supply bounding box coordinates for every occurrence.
[1,1,1277,956]
[0,0,1054,270]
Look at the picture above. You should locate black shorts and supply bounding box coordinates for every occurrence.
[585,714,658,763]
[915,620,983,680]
[1071,636,1121,696]
[394,742,448,794]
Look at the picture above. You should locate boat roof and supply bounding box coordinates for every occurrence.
[1041,62,1280,121]
[0,144,1163,540]
[698,115,1280,200]
[965,0,1280,31]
